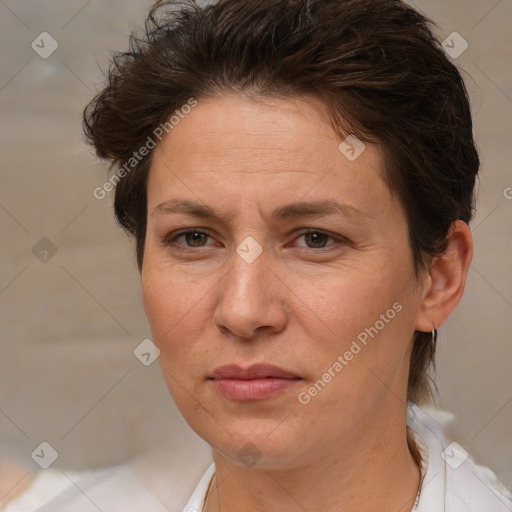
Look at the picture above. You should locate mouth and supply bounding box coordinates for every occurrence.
[208,363,302,401]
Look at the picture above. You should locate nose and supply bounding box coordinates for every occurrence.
[213,245,287,340]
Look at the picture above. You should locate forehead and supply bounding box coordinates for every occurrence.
[148,94,391,215]
[155,95,338,164]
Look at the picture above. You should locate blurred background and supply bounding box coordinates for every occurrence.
[1,0,511,500]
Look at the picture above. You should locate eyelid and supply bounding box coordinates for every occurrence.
[291,228,347,246]
[163,227,348,251]
[163,228,216,248]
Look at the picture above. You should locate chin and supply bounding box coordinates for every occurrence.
[204,421,313,470]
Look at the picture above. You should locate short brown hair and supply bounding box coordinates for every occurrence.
[83,0,479,404]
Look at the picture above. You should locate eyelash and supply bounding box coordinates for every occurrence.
[162,228,347,252]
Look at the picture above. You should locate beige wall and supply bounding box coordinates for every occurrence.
[1,0,511,488]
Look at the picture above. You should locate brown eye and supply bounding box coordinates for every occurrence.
[303,232,331,248]
[183,231,209,247]
[165,229,214,249]
[293,230,341,249]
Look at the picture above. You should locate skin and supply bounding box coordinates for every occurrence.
[142,94,473,512]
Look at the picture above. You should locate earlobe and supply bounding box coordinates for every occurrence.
[415,220,473,333]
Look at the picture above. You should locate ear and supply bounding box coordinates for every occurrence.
[415,220,473,332]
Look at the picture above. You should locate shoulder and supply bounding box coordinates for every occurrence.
[446,459,512,512]
[33,441,213,512]
[32,464,168,512]
[408,403,512,512]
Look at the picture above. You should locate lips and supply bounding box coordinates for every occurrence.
[209,363,300,380]
[209,364,302,401]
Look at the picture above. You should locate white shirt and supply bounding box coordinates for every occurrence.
[30,404,511,512]
[2,471,87,512]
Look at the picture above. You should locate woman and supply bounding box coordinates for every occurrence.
[76,0,511,510]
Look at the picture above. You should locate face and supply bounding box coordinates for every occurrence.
[142,94,426,470]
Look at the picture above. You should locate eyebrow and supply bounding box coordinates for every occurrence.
[152,199,369,222]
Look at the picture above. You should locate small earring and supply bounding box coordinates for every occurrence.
[431,328,438,351]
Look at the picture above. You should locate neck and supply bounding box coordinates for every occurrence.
[203,408,420,512]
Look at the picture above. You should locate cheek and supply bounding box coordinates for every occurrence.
[141,267,208,409]
[142,262,181,357]
[298,262,415,392]
[303,264,401,337]
[141,261,216,368]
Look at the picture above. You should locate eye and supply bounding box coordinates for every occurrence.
[292,230,342,249]
[165,229,215,249]
[163,228,346,252]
